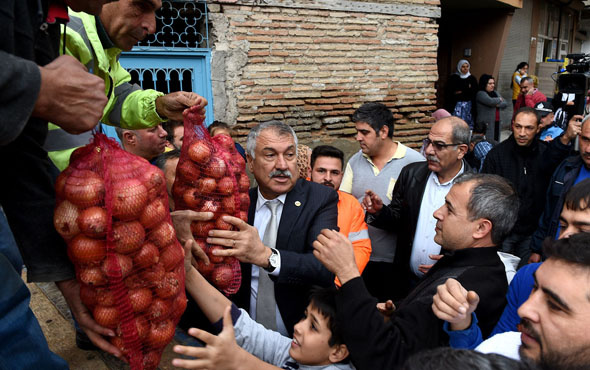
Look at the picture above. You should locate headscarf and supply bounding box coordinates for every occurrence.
[456,59,471,79]
[478,74,498,98]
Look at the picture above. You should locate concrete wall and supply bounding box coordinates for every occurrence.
[208,0,441,149]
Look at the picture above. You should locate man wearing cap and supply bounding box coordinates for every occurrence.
[535,101,563,141]
[481,107,579,265]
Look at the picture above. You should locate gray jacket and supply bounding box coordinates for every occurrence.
[476,90,507,138]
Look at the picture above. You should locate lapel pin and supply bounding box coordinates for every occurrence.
[295,201,301,207]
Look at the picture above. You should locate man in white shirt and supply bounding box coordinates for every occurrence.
[363,116,471,300]
[207,120,338,337]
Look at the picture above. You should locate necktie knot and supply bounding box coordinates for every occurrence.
[266,199,279,215]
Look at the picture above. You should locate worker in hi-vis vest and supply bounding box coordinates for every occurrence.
[45,3,206,170]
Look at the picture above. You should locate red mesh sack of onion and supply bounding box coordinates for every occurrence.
[171,106,248,295]
[53,133,186,370]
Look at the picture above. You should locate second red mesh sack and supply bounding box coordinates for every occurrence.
[53,133,186,370]
[172,106,248,295]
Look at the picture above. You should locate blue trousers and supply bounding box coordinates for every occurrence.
[0,254,69,369]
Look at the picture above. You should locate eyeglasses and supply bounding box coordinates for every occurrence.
[423,138,462,151]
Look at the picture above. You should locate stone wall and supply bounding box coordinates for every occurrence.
[208,0,441,149]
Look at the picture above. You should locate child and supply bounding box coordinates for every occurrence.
[172,243,355,370]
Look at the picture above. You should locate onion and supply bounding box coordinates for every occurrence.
[54,200,80,240]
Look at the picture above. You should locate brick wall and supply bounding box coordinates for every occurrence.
[209,0,440,149]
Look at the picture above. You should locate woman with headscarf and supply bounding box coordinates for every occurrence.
[476,74,507,142]
[511,62,528,107]
[445,59,478,127]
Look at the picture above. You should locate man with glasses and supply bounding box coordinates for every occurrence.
[339,102,424,301]
[363,116,471,300]
[481,107,578,266]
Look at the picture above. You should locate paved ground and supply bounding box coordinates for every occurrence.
[27,275,195,370]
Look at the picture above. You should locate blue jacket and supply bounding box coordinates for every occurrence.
[529,155,584,255]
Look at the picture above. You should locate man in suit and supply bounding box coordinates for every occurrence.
[363,116,471,300]
[208,120,338,336]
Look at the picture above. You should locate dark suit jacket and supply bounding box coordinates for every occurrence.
[231,179,338,336]
[368,160,470,301]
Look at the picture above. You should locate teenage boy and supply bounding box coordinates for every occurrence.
[172,244,354,370]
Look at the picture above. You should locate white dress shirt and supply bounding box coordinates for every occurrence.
[410,163,464,277]
[249,189,288,336]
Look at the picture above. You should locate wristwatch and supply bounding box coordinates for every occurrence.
[265,248,280,273]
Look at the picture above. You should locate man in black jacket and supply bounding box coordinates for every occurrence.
[528,116,590,263]
[481,107,579,265]
[363,116,471,300]
[314,173,518,370]
[0,0,117,365]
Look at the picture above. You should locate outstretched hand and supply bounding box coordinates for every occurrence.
[313,229,359,285]
[432,278,479,331]
[156,92,207,122]
[33,55,107,134]
[172,306,243,369]
[171,210,213,265]
[207,215,270,267]
[362,190,383,214]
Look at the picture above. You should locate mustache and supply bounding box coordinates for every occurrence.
[322,180,334,188]
[426,155,440,163]
[519,318,541,343]
[269,169,292,178]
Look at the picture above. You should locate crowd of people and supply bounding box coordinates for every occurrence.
[3,1,590,369]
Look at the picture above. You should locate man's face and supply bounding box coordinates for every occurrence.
[512,112,539,147]
[172,126,183,150]
[517,259,590,368]
[520,80,534,95]
[247,129,297,200]
[539,113,554,130]
[579,121,590,168]
[100,0,162,51]
[65,0,112,15]
[290,304,337,365]
[354,122,385,157]
[558,203,590,238]
[423,120,465,175]
[127,124,167,161]
[310,156,343,190]
[433,181,479,250]
[163,156,178,209]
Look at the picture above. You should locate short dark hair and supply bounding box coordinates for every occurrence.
[153,149,180,172]
[454,173,519,245]
[543,232,590,270]
[308,286,344,347]
[402,347,539,370]
[352,102,394,138]
[472,121,488,136]
[162,120,183,143]
[514,106,539,126]
[208,120,232,136]
[564,178,590,212]
[310,145,344,170]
